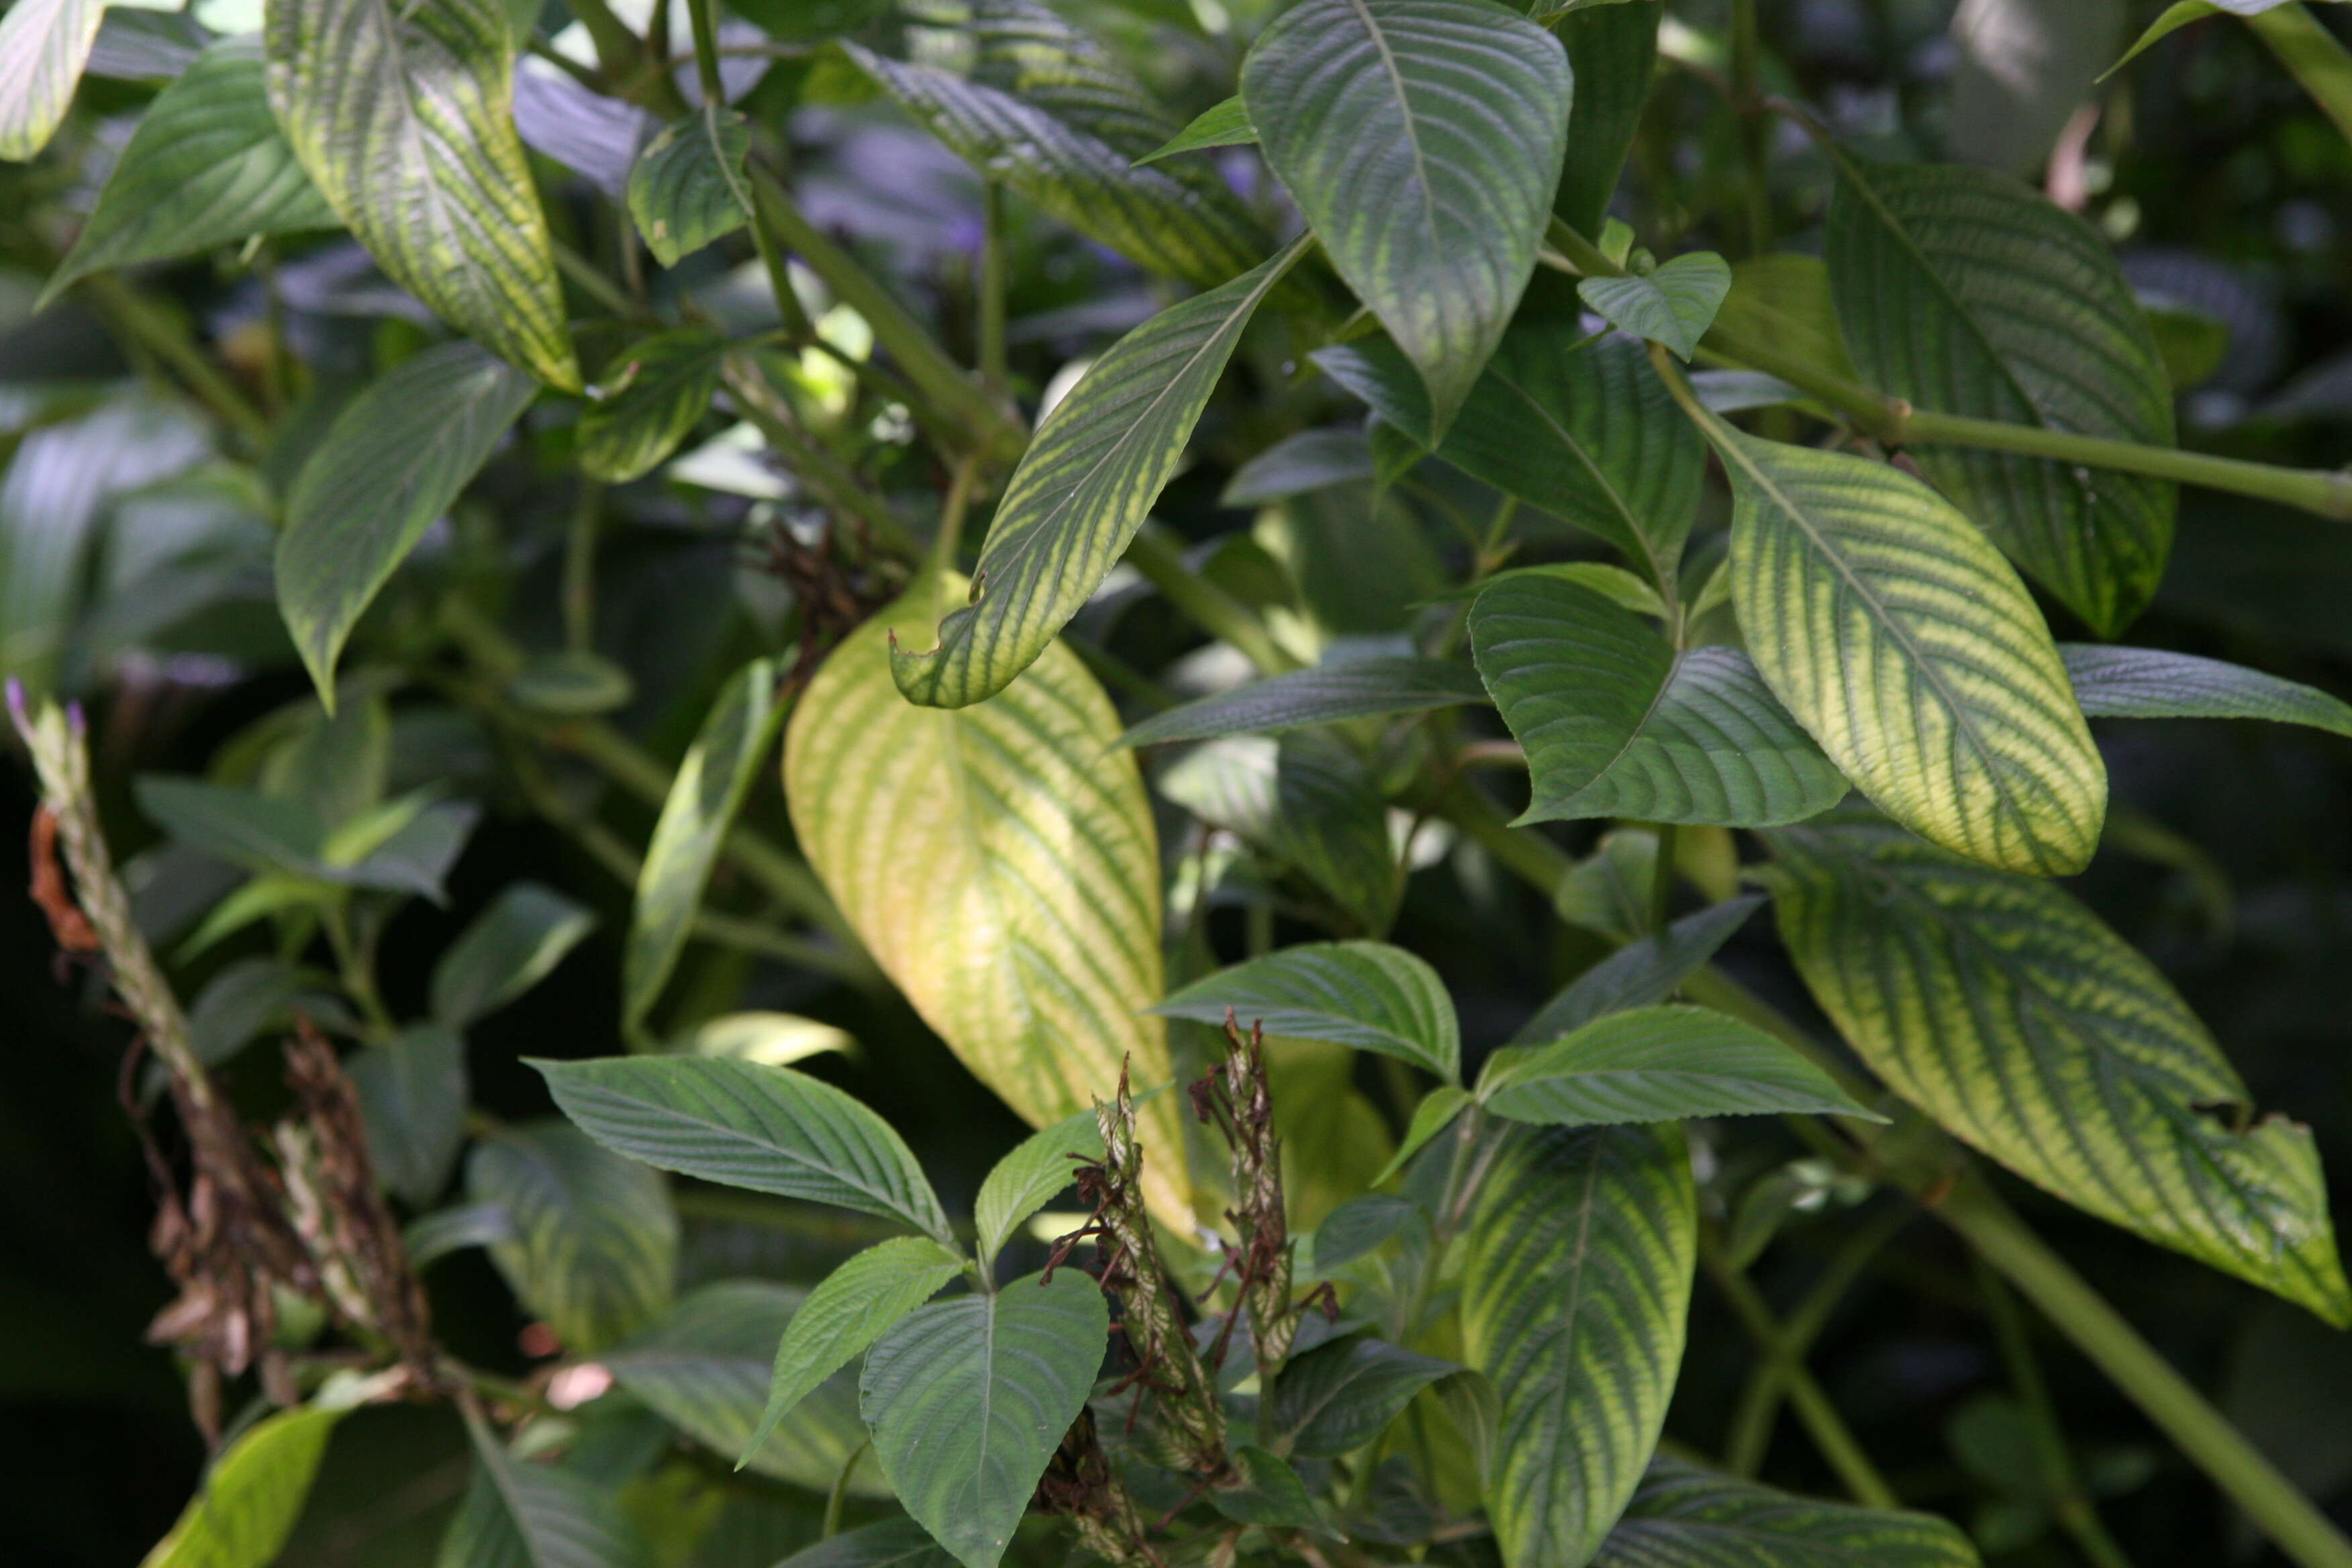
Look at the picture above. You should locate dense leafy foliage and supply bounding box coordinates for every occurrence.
[7,1,2352,1566]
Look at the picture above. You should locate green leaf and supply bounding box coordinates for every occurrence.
[1134,93,1256,164]
[626,108,750,266]
[467,1120,678,1352]
[1465,1123,1696,1567]
[1242,0,1571,438]
[602,1282,882,1494]
[1157,734,1400,934]
[350,1022,469,1206]
[1268,1334,1459,1459]
[775,1520,957,1568]
[622,657,786,1033]
[142,1406,342,1568]
[1553,0,1659,236]
[1826,157,2176,635]
[890,244,1303,707]
[1210,1445,1326,1530]
[842,42,1265,289]
[2143,296,2231,389]
[860,1269,1108,1568]
[1517,895,1763,1042]
[508,650,635,716]
[264,0,581,387]
[439,1406,648,1568]
[1370,1083,1473,1186]
[2061,644,2352,736]
[741,1236,965,1465]
[1592,1457,1981,1567]
[578,330,726,484]
[1116,656,1487,748]
[1471,574,1847,828]
[789,583,1191,1227]
[1478,1003,1885,1127]
[42,38,336,305]
[136,775,327,876]
[276,341,537,701]
[0,0,99,161]
[2104,1,2224,79]
[972,1109,1104,1272]
[1580,253,1732,360]
[1716,252,1862,386]
[1315,328,1702,591]
[1762,812,2352,1326]
[534,1056,952,1240]
[1152,940,1460,1083]
[1704,418,2108,875]
[432,881,595,1028]
[1220,427,1375,505]
[1306,1193,1422,1274]
[1436,561,1669,620]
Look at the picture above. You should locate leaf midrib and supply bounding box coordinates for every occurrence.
[1832,156,2062,444]
[1485,364,1665,587]
[930,244,1299,666]
[1716,431,2051,867]
[1340,0,1444,269]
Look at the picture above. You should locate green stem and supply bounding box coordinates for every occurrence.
[1724,1204,1912,1475]
[747,166,1019,458]
[979,181,1009,398]
[1549,221,2352,524]
[1448,805,2347,1568]
[82,275,271,448]
[321,903,396,1038]
[684,0,724,104]
[1704,1248,1902,1508]
[562,481,604,652]
[719,352,917,554]
[1124,524,1300,676]
[1728,0,1772,256]
[2247,4,2352,150]
[1648,822,1678,934]
[1939,1183,2352,1568]
[1975,1258,2141,1568]
[442,599,860,955]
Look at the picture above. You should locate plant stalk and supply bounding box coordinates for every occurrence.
[1546,221,2352,524]
[1939,1182,2352,1568]
[2247,4,2352,150]
[746,167,1020,459]
[1124,524,1301,677]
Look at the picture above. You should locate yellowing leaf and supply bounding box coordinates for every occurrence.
[787,582,1190,1226]
[264,0,581,388]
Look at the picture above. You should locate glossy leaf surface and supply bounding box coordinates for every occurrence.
[142,1407,342,1568]
[1154,940,1460,1082]
[891,248,1300,707]
[789,585,1189,1224]
[264,0,580,387]
[1827,158,2175,634]
[45,38,336,304]
[622,657,785,1032]
[1465,1123,1696,1567]
[2062,644,2352,736]
[1471,574,1845,827]
[1709,420,2107,875]
[1316,328,1701,590]
[1116,656,1486,747]
[860,1270,1108,1568]
[603,1282,883,1495]
[1765,812,2352,1325]
[466,1121,677,1351]
[1243,0,1571,438]
[626,109,749,266]
[276,341,536,701]
[537,1056,951,1240]
[1580,252,1732,360]
[1479,1004,1883,1126]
